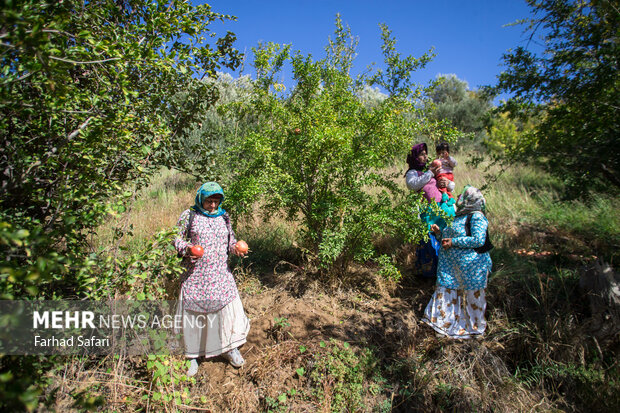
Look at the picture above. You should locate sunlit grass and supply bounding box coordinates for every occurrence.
[92,168,198,252]
[446,152,619,260]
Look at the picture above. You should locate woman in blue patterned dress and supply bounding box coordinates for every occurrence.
[422,186,492,339]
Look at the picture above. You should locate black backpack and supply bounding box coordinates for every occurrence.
[465,213,493,254]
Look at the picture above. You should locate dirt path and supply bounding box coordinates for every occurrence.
[183,268,439,411]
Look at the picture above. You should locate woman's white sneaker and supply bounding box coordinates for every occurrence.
[187,358,199,377]
[223,348,245,368]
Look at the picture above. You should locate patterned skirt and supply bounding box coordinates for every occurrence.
[422,286,486,339]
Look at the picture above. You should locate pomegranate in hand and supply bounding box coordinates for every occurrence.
[235,240,249,254]
[189,245,204,258]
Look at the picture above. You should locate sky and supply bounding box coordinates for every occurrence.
[200,0,538,98]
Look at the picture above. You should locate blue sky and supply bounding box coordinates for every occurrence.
[202,1,537,96]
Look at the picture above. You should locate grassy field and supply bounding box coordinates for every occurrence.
[47,154,619,412]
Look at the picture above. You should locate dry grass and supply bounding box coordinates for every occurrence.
[43,265,616,412]
[92,169,198,251]
[391,340,553,412]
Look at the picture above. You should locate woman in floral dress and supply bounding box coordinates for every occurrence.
[174,182,250,376]
[422,186,492,339]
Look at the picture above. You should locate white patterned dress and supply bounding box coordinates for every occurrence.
[422,211,492,339]
[174,209,250,358]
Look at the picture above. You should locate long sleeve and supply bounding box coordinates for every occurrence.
[223,214,238,254]
[440,156,457,173]
[451,212,488,249]
[405,169,433,192]
[173,209,192,256]
[447,179,455,192]
[447,156,457,168]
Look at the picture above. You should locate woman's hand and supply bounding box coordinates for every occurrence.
[430,224,441,236]
[429,163,440,175]
[441,238,453,249]
[232,245,247,257]
[186,246,200,261]
[436,177,449,188]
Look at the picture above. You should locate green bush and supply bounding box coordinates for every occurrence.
[0,0,239,300]
[225,17,458,273]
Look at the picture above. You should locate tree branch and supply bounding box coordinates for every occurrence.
[49,56,120,65]
[67,117,93,140]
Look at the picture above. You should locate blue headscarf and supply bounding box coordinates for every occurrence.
[192,182,226,217]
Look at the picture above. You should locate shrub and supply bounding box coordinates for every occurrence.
[225,16,457,273]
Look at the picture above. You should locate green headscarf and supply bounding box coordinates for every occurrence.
[192,182,226,217]
[455,185,486,217]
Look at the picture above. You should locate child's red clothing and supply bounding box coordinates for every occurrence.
[434,155,457,198]
[436,172,454,198]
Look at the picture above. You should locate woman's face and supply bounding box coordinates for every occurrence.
[417,150,428,165]
[202,195,222,213]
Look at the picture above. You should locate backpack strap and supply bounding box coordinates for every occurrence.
[222,212,232,255]
[465,212,494,254]
[185,209,196,240]
[222,213,235,273]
